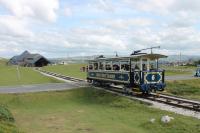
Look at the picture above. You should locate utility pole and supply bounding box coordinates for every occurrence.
[179,52,182,66]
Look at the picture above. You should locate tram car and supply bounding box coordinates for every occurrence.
[87,52,168,94]
[195,65,200,77]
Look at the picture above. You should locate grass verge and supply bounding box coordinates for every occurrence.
[165,79,200,100]
[0,87,199,133]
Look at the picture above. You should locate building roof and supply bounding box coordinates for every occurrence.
[24,54,50,64]
[9,51,49,65]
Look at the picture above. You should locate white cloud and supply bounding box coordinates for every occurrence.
[97,0,115,12]
[66,28,127,51]
[63,7,72,17]
[0,15,33,37]
[123,0,174,14]
[0,0,59,22]
[1,0,200,58]
[94,18,154,30]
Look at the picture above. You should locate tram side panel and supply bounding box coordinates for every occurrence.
[87,71,130,85]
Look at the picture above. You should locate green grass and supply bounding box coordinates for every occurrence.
[161,66,195,76]
[0,65,62,86]
[0,87,199,133]
[165,79,200,100]
[165,70,192,76]
[43,64,87,79]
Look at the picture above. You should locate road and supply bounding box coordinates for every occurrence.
[166,75,198,81]
[0,82,85,94]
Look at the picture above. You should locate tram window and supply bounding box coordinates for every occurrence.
[113,62,120,71]
[99,62,104,70]
[113,65,120,71]
[89,64,93,70]
[135,64,140,70]
[132,59,140,70]
[149,60,157,70]
[94,63,98,70]
[142,59,147,71]
[142,64,147,70]
[105,62,112,70]
[121,61,130,71]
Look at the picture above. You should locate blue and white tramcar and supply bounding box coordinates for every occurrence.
[87,53,167,94]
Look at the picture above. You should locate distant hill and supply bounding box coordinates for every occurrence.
[163,55,200,62]
[0,58,8,66]
[49,54,200,64]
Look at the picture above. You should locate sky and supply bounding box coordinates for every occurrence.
[1,0,200,58]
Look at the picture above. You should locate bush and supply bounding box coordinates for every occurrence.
[0,106,15,122]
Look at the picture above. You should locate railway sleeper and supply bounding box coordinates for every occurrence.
[193,104,200,109]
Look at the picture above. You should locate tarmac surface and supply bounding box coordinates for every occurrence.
[0,82,84,94]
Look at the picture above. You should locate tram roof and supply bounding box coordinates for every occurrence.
[88,53,168,62]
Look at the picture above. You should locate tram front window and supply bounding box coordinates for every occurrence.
[149,60,157,70]
[142,64,147,71]
[142,59,147,71]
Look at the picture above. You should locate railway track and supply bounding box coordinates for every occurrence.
[36,68,86,82]
[147,93,200,112]
[104,85,200,112]
[36,69,200,112]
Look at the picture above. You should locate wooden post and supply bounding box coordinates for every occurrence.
[16,65,21,80]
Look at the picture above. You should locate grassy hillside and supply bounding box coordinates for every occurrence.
[166,79,200,100]
[43,64,87,79]
[0,88,199,133]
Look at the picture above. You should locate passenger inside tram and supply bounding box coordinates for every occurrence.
[105,62,112,70]
[94,63,98,70]
[89,64,93,70]
[113,64,120,71]
[134,64,140,70]
[142,64,147,71]
[99,62,104,70]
